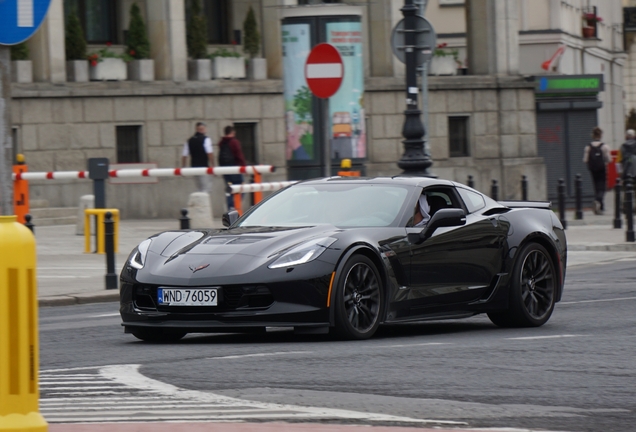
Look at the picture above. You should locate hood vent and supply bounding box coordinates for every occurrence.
[202,236,271,245]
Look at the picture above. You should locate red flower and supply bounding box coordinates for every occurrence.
[437,42,448,48]
[129,50,136,56]
[90,60,98,67]
[106,41,112,47]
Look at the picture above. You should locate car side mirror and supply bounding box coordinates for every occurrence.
[408,208,466,245]
[222,210,240,227]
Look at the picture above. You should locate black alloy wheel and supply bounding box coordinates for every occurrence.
[488,242,557,328]
[334,255,383,340]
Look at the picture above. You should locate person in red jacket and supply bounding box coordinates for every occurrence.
[218,125,246,211]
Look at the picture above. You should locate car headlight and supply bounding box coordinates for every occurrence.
[130,239,152,269]
[268,237,337,269]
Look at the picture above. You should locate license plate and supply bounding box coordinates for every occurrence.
[157,288,218,306]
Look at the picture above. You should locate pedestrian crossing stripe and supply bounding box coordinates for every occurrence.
[39,364,466,426]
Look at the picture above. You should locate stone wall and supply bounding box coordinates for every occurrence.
[11,76,546,219]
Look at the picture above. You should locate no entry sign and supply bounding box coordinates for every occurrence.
[305,43,344,99]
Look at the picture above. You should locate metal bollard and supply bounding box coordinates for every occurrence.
[24,214,34,233]
[104,212,118,290]
[521,175,528,201]
[179,208,190,230]
[614,178,622,229]
[558,178,567,229]
[490,179,499,201]
[625,178,635,242]
[0,216,48,431]
[467,175,474,188]
[574,173,583,220]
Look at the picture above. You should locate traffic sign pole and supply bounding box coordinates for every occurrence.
[0,46,12,216]
[304,43,344,178]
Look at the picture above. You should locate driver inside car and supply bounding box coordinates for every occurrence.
[412,195,431,227]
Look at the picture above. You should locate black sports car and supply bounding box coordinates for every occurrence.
[120,177,567,342]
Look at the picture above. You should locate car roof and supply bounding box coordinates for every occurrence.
[297,176,456,188]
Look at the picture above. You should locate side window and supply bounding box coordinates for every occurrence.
[457,188,486,214]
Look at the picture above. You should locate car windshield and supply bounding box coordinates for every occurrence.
[238,183,410,228]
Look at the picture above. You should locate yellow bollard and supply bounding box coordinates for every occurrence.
[83,209,119,254]
[0,216,48,432]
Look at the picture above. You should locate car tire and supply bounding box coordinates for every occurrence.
[131,328,187,343]
[333,255,383,340]
[488,242,557,328]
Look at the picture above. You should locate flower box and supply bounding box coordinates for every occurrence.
[90,57,127,81]
[247,58,267,80]
[429,56,457,76]
[187,59,212,81]
[11,60,33,83]
[128,59,155,81]
[212,57,245,79]
[66,60,89,82]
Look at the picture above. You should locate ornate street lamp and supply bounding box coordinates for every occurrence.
[397,0,434,177]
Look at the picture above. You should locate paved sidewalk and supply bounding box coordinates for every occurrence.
[33,210,636,307]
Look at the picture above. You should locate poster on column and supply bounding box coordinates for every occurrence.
[282,24,314,161]
[327,21,366,160]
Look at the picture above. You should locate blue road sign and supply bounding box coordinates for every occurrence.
[0,0,53,45]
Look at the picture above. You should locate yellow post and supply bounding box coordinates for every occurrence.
[84,209,119,254]
[0,216,48,432]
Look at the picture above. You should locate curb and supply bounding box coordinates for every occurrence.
[39,291,119,307]
[568,243,636,252]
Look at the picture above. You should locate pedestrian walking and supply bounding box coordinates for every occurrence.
[218,125,246,211]
[583,126,611,214]
[619,129,636,211]
[182,122,214,193]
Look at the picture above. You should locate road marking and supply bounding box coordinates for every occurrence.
[39,364,466,426]
[90,312,120,318]
[37,275,93,279]
[560,296,636,305]
[206,351,312,360]
[38,267,105,270]
[506,334,583,341]
[375,342,453,349]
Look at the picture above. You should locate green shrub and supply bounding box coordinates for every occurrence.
[126,3,151,60]
[10,43,29,61]
[65,9,87,61]
[243,6,260,59]
[209,47,241,59]
[187,0,208,59]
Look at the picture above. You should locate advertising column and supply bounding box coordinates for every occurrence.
[282,7,365,180]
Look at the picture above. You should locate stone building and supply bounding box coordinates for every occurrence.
[9,0,622,218]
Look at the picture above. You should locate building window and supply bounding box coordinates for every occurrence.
[448,116,470,157]
[116,126,142,163]
[186,0,231,44]
[12,128,19,163]
[233,122,258,166]
[64,0,119,44]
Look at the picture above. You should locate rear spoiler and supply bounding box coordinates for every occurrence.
[499,200,552,210]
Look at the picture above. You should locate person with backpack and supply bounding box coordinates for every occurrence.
[583,127,611,215]
[619,129,636,212]
[218,125,246,211]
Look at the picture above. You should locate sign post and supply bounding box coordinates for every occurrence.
[0,0,53,216]
[305,43,344,177]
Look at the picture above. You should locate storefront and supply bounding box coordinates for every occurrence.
[534,74,604,203]
[281,6,366,180]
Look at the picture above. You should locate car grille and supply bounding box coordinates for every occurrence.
[132,284,274,312]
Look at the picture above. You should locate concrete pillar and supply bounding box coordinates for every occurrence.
[262,0,295,79]
[27,0,66,83]
[147,0,188,81]
[466,0,519,76]
[187,192,213,229]
[366,0,395,77]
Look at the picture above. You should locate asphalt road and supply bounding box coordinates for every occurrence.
[38,255,636,431]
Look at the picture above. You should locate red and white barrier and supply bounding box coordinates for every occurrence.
[229,181,297,194]
[12,165,275,181]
